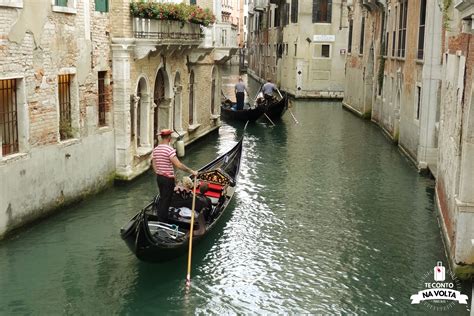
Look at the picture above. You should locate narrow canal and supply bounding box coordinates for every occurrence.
[0,68,471,314]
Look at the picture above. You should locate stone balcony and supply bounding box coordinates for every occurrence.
[249,0,267,13]
[128,18,205,59]
[201,22,239,63]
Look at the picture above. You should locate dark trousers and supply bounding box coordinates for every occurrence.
[156,175,175,220]
[236,92,245,110]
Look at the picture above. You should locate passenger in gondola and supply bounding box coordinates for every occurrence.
[152,129,198,221]
[195,182,213,221]
[262,78,277,103]
[234,76,249,111]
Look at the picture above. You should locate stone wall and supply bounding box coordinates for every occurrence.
[0,0,115,238]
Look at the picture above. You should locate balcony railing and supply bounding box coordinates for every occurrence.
[133,18,203,41]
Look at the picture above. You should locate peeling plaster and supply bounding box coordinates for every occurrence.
[8,0,50,48]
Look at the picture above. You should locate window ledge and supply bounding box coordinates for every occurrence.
[210,114,220,120]
[394,57,406,62]
[136,146,153,157]
[0,0,23,8]
[0,152,29,165]
[415,59,424,65]
[98,126,112,134]
[188,124,201,132]
[52,5,77,14]
[59,138,81,148]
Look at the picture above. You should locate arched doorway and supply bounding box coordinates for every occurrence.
[189,71,195,125]
[211,67,217,114]
[173,72,182,131]
[154,69,165,146]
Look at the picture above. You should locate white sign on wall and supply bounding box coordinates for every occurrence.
[313,35,336,42]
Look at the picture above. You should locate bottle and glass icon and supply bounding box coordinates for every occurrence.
[434,261,445,281]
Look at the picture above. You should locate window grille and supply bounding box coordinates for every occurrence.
[0,79,19,155]
[58,74,72,140]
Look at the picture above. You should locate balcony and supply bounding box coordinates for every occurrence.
[201,22,238,63]
[361,0,386,10]
[249,0,267,12]
[131,18,204,59]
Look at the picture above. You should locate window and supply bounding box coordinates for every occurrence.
[416,86,422,120]
[55,0,67,5]
[0,79,18,155]
[190,0,196,4]
[95,0,108,12]
[291,0,298,24]
[53,0,77,14]
[392,6,397,57]
[189,71,195,125]
[418,0,426,59]
[58,74,72,140]
[348,19,353,53]
[313,44,331,58]
[384,10,390,56]
[359,17,365,54]
[98,71,107,126]
[397,0,408,58]
[274,6,280,27]
[244,16,247,26]
[294,43,297,56]
[312,0,332,23]
[283,3,289,26]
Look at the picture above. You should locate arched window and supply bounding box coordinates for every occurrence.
[174,72,182,131]
[189,71,195,125]
[154,69,165,146]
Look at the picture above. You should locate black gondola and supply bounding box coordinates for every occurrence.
[256,91,289,120]
[220,100,265,122]
[120,137,244,262]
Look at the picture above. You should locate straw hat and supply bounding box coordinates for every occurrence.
[159,129,172,136]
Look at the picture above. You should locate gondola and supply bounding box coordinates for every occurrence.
[120,137,243,262]
[220,99,265,122]
[255,91,289,120]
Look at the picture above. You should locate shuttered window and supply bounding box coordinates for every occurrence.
[290,0,298,24]
[58,75,72,140]
[95,0,108,12]
[418,0,426,59]
[359,17,365,54]
[55,0,68,6]
[0,79,19,156]
[348,19,353,53]
[397,0,408,58]
[98,71,107,126]
[312,0,332,23]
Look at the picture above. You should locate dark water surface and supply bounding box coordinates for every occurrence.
[0,76,471,314]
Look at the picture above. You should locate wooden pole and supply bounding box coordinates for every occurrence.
[263,113,276,126]
[288,108,299,124]
[185,176,199,287]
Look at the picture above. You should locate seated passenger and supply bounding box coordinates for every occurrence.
[170,176,194,208]
[195,182,213,221]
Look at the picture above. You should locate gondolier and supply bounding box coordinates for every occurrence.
[262,78,277,102]
[234,77,249,111]
[152,129,198,221]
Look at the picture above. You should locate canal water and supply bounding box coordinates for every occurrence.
[0,67,471,314]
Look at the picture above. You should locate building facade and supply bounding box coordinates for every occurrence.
[343,0,441,173]
[436,1,474,279]
[0,0,115,238]
[247,0,348,98]
[0,0,237,238]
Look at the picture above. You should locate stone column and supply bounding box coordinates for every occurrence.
[112,42,134,179]
[417,0,443,170]
[139,93,151,148]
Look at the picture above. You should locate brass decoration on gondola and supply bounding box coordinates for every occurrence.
[198,169,229,186]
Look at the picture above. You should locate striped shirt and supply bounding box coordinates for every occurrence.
[152,144,176,178]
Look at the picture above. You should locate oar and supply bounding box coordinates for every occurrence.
[253,83,263,103]
[287,99,299,124]
[185,176,199,288]
[263,113,275,126]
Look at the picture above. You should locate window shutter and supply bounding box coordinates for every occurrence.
[95,0,108,12]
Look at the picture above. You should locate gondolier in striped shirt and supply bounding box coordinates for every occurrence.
[152,129,198,220]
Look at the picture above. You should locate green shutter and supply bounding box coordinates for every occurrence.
[56,0,68,6]
[95,0,108,12]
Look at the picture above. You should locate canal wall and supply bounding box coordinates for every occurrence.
[0,131,116,239]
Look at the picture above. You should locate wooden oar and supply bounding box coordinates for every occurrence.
[253,83,263,103]
[287,100,299,124]
[185,176,199,288]
[263,113,275,126]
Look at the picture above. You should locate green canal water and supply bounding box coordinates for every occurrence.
[0,88,472,313]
